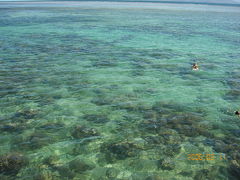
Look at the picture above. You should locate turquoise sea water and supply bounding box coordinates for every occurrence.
[0,2,240,180]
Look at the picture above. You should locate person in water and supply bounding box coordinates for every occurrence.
[192,63,199,70]
[235,111,240,116]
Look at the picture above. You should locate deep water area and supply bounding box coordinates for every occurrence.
[0,2,240,180]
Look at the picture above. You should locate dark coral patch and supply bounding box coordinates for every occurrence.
[0,153,28,175]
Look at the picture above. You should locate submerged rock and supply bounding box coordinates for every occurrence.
[0,153,28,175]
[71,125,99,139]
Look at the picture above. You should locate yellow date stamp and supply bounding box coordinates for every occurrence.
[187,153,226,161]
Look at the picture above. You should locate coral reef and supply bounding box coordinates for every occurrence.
[0,153,28,175]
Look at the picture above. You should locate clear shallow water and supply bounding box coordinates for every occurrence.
[0,2,240,180]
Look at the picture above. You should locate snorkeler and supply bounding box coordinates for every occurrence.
[235,111,240,116]
[192,63,199,70]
